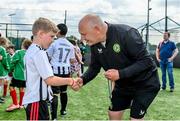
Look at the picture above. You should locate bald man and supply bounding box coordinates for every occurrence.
[74,14,160,120]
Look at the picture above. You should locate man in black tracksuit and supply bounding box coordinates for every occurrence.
[75,14,160,120]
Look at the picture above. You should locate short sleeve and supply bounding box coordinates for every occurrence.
[33,50,53,80]
[171,42,176,50]
[157,42,161,49]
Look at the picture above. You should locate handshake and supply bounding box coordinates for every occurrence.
[68,69,120,91]
[70,78,83,91]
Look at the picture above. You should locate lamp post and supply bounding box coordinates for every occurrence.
[146,0,152,51]
[8,13,16,41]
[64,10,67,25]
[165,0,168,32]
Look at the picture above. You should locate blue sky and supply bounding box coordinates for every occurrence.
[0,0,180,44]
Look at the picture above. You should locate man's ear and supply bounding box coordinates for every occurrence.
[94,25,101,34]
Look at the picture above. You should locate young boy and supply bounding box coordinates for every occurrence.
[0,37,9,103]
[22,17,75,120]
[6,39,32,111]
[6,44,15,56]
[2,44,15,99]
[47,23,76,119]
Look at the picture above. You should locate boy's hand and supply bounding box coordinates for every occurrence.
[71,78,83,91]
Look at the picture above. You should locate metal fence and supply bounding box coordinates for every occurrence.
[1,22,180,67]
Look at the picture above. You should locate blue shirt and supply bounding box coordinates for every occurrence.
[158,40,176,63]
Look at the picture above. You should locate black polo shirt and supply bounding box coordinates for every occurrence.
[81,23,159,88]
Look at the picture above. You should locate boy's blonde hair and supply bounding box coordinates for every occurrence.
[32,17,59,36]
[0,37,10,48]
[22,38,32,50]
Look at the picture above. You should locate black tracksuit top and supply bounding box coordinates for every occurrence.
[81,23,159,89]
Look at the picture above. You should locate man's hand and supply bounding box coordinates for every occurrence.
[157,58,161,62]
[104,69,120,81]
[168,57,173,62]
[71,78,83,91]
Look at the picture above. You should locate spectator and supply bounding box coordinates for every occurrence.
[156,32,179,92]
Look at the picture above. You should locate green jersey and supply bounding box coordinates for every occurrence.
[0,46,9,77]
[10,49,26,81]
[6,53,12,73]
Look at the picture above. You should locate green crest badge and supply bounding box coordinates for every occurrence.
[113,43,121,53]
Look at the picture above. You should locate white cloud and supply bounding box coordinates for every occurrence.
[0,0,180,44]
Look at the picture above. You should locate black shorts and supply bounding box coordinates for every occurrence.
[110,81,160,118]
[51,74,70,94]
[25,100,49,120]
[10,78,26,88]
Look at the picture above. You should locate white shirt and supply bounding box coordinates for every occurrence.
[23,43,53,105]
[47,37,75,74]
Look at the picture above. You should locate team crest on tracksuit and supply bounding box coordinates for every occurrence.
[113,43,121,53]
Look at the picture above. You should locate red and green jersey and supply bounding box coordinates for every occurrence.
[0,46,9,77]
[10,49,26,81]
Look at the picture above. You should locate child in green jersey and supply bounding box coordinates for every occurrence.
[2,44,15,98]
[0,37,9,103]
[6,39,32,111]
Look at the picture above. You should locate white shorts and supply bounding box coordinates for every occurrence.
[0,76,7,80]
[6,75,12,81]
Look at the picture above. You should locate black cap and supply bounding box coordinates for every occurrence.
[57,23,68,35]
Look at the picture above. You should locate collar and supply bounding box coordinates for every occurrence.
[94,22,109,48]
[96,22,111,48]
[105,22,111,45]
[163,39,170,44]
[101,41,106,47]
[34,44,46,50]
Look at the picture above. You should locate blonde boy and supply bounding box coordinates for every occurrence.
[22,18,74,120]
